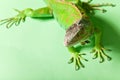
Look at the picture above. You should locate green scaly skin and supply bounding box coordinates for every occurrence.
[0,0,115,70]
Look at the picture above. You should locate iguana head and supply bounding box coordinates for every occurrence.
[64,18,92,47]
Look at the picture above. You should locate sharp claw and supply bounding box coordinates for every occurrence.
[77,56,85,68]
[84,58,88,61]
[79,61,85,68]
[99,54,104,63]
[80,53,86,55]
[68,57,74,64]
[6,20,14,28]
[14,8,21,13]
[91,46,112,63]
[6,21,16,28]
[22,17,26,22]
[17,18,22,25]
[0,18,12,25]
[92,52,98,59]
[111,4,116,7]
[80,55,88,61]
[102,9,107,13]
[101,49,112,61]
[107,56,112,61]
[75,59,80,70]
[107,49,112,51]
[102,48,112,51]
[75,65,80,71]
[0,18,9,22]
[99,51,105,63]
[15,19,21,26]
[99,59,104,63]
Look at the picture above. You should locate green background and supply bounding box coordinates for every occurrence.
[0,0,120,80]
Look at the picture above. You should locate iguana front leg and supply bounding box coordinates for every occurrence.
[67,46,88,70]
[0,7,53,28]
[91,27,112,63]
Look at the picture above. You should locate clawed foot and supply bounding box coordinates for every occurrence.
[0,8,33,28]
[0,9,26,28]
[91,3,115,13]
[91,45,112,63]
[68,52,88,70]
[81,0,115,14]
